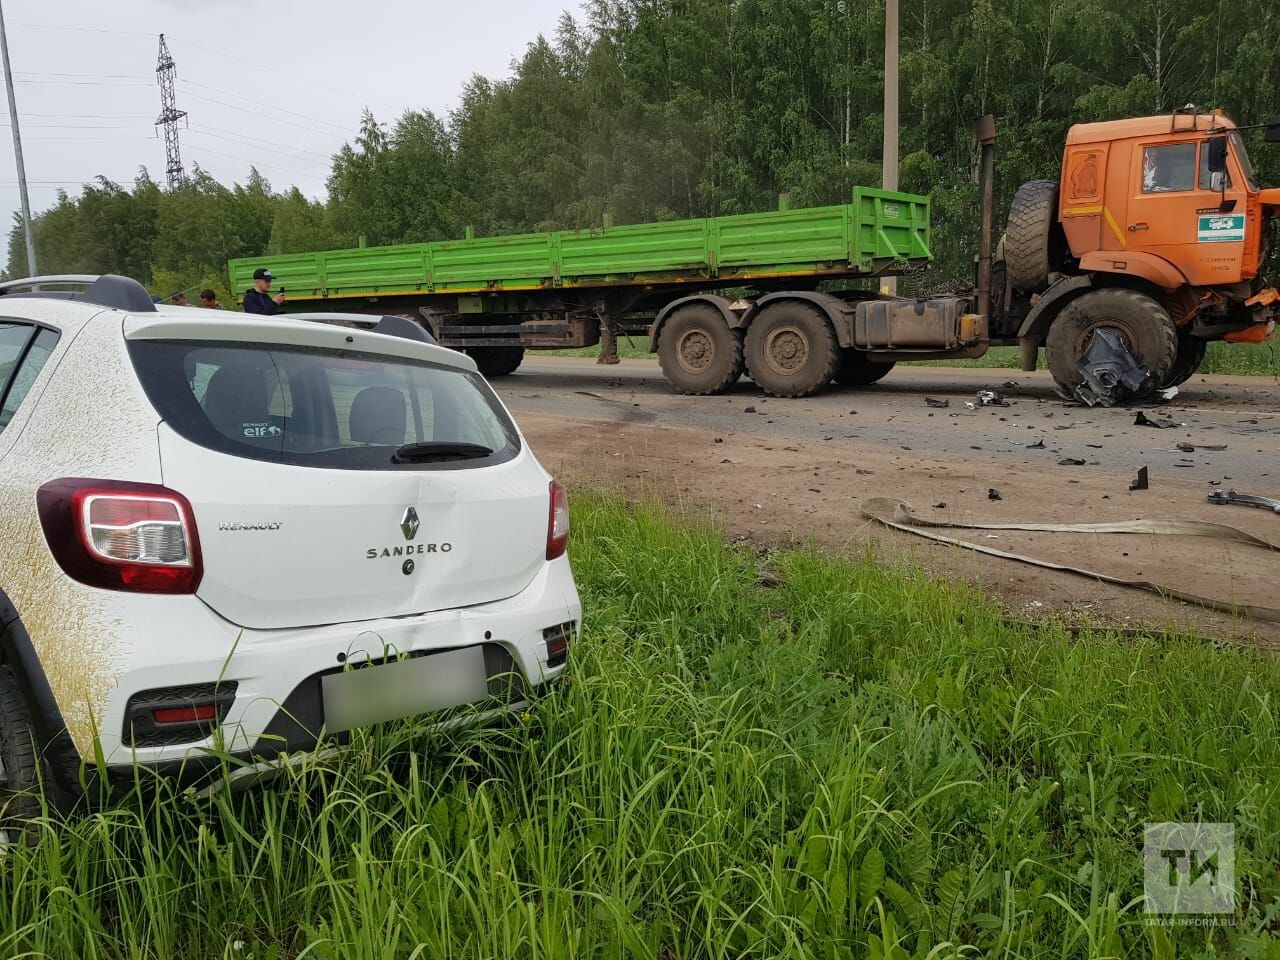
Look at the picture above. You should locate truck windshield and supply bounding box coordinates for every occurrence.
[1229,132,1261,191]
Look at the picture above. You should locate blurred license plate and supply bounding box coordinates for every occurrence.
[322,646,489,733]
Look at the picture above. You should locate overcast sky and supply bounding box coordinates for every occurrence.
[0,0,575,241]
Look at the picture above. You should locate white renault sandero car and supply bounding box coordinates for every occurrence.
[0,275,579,824]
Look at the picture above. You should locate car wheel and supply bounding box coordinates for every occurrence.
[0,665,43,845]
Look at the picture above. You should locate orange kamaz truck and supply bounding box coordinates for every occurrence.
[993,106,1280,397]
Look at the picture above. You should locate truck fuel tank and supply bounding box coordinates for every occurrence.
[853,297,986,350]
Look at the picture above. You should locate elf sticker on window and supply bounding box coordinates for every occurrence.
[1197,214,1245,243]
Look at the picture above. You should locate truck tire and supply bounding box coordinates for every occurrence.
[466,346,524,378]
[833,349,895,386]
[744,302,839,397]
[1005,180,1062,292]
[657,304,744,395]
[0,665,43,845]
[1162,334,1207,388]
[1045,288,1178,398]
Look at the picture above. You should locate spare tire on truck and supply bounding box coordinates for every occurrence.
[465,346,524,377]
[1004,180,1064,292]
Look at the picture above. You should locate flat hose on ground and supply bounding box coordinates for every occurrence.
[861,498,1280,624]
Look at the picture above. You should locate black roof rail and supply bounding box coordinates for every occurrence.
[286,312,438,344]
[0,274,157,312]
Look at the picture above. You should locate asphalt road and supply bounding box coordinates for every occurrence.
[498,357,1280,488]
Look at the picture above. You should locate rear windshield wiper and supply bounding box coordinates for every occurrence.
[392,441,494,463]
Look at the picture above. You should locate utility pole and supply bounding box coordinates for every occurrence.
[0,0,37,274]
[155,34,187,190]
[880,0,899,296]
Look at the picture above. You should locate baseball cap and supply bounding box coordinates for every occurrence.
[252,268,274,280]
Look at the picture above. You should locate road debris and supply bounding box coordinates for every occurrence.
[924,397,950,408]
[975,389,1010,407]
[1176,442,1228,452]
[862,497,1280,623]
[1129,466,1149,491]
[1134,410,1179,429]
[1026,438,1045,449]
[1058,457,1086,466]
[1207,490,1280,515]
[987,488,1002,501]
[1075,329,1150,406]
[743,405,757,413]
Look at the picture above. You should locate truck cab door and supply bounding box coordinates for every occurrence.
[1126,137,1248,286]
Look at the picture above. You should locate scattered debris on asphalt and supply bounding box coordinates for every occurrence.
[987,488,1002,501]
[1134,410,1179,429]
[743,405,757,413]
[1058,457,1086,466]
[933,502,946,509]
[924,397,949,408]
[975,389,1010,407]
[1075,329,1151,406]
[1001,380,1019,390]
[1129,466,1150,491]
[1026,438,1045,449]
[1207,490,1280,514]
[1177,442,1227,452]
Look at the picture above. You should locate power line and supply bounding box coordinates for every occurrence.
[10,20,153,38]
[181,89,353,139]
[14,70,152,79]
[184,135,330,181]
[179,78,352,134]
[14,78,154,87]
[187,121,338,162]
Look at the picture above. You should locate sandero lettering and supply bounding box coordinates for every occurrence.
[365,543,453,559]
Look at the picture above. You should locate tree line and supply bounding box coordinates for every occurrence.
[6,0,1278,301]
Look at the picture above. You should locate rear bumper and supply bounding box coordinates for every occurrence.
[93,556,580,769]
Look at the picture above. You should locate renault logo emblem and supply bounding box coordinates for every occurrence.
[400,506,420,541]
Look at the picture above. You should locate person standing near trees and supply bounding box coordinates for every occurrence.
[200,289,222,309]
[243,268,285,315]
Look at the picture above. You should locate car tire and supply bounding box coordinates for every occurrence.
[466,346,525,377]
[744,302,839,398]
[0,665,43,844]
[1045,288,1179,399]
[832,349,895,386]
[657,304,744,395]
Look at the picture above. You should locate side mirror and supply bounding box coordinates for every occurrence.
[1210,171,1226,192]
[1206,136,1228,174]
[1266,119,1280,144]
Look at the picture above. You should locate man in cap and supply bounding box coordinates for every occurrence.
[243,268,285,316]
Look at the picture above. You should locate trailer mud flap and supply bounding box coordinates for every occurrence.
[861,497,1280,623]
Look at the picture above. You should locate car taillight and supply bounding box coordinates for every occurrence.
[547,479,569,560]
[36,478,203,594]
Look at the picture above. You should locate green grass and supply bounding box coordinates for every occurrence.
[3,495,1278,958]
[542,338,1279,377]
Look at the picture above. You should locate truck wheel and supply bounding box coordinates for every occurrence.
[1162,335,1207,388]
[466,346,524,377]
[1045,289,1178,398]
[833,349,895,386]
[657,304,744,395]
[744,302,839,397]
[1005,180,1064,292]
[0,665,43,845]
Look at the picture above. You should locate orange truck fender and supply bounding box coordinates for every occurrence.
[1078,250,1189,290]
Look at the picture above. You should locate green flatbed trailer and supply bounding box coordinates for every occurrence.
[230,186,991,397]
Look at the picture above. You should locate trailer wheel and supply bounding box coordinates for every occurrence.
[832,349,895,386]
[1005,180,1065,292]
[657,304,744,395]
[1045,288,1178,398]
[1161,334,1207,389]
[466,346,525,377]
[744,302,839,397]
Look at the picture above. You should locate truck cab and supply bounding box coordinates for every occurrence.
[1002,107,1279,399]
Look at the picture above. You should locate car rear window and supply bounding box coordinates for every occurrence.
[128,340,520,470]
